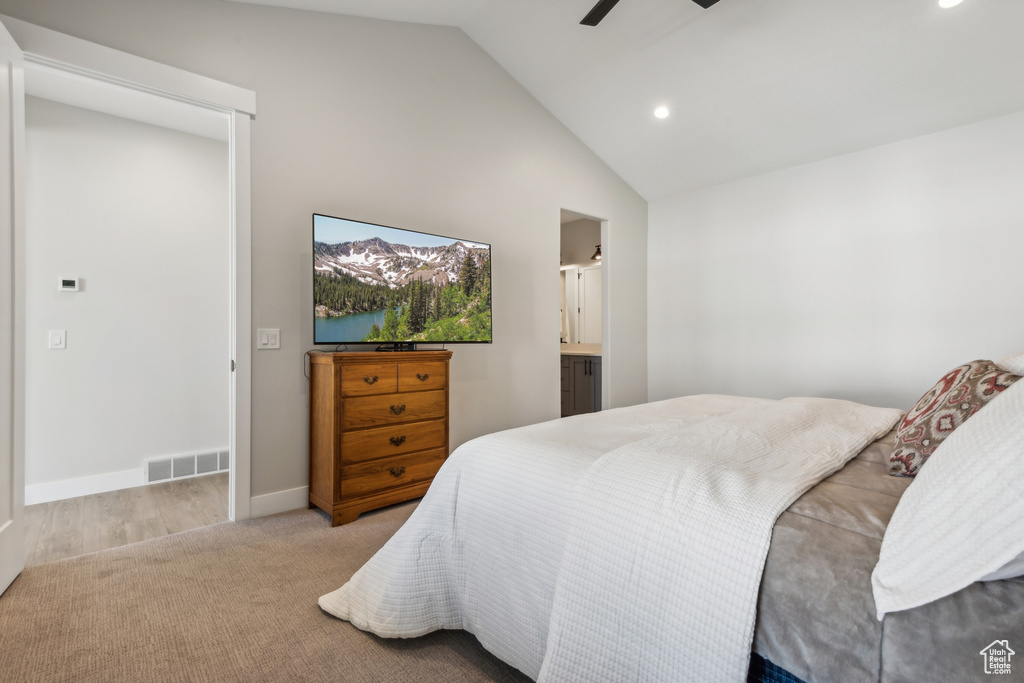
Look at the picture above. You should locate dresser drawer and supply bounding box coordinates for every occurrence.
[341,390,446,429]
[340,419,446,465]
[341,448,448,498]
[398,361,447,392]
[340,362,398,397]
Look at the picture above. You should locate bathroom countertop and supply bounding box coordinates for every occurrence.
[559,343,601,357]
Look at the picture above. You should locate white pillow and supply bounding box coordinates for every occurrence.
[871,378,1024,619]
[997,350,1024,375]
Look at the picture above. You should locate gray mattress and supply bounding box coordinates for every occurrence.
[753,429,1024,682]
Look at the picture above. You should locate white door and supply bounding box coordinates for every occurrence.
[0,17,25,597]
[563,269,579,344]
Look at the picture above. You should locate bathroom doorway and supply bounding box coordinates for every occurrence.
[560,210,604,416]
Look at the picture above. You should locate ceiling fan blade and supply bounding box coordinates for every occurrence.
[582,0,719,26]
[580,0,622,26]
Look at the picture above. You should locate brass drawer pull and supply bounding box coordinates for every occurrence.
[416,373,430,382]
[389,435,407,447]
[390,404,406,415]
[363,375,379,385]
[389,466,406,478]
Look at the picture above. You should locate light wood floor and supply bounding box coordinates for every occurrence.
[23,472,229,567]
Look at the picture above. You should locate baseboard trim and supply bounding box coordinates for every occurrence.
[249,486,309,519]
[26,469,144,505]
[27,473,309,519]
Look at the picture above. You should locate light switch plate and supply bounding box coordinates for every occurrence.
[48,330,66,349]
[256,328,280,350]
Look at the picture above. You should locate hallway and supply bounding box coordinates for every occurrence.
[23,473,228,566]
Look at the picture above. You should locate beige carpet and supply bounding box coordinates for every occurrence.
[0,502,532,682]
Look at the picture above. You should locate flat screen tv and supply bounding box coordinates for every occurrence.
[313,213,492,347]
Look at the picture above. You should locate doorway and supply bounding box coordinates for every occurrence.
[1,15,255,595]
[560,209,604,416]
[22,88,231,560]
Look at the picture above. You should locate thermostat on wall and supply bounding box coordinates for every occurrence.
[58,278,80,292]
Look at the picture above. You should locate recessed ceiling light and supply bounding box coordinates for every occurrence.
[938,0,963,8]
[654,106,670,119]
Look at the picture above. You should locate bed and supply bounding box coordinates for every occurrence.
[319,356,1024,682]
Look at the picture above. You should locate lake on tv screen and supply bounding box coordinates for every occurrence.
[315,309,388,343]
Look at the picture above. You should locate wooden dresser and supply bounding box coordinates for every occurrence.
[308,350,452,526]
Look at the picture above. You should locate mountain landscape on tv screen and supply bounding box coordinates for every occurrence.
[314,236,491,343]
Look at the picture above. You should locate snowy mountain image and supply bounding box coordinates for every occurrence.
[312,218,491,344]
[313,237,487,290]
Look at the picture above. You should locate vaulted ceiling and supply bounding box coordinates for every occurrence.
[228,0,1024,200]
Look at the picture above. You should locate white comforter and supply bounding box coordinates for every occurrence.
[319,395,900,682]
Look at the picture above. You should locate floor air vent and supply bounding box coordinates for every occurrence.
[147,459,173,483]
[173,456,195,478]
[197,451,219,475]
[146,450,230,484]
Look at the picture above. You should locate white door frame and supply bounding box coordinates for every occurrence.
[0,15,26,597]
[1,15,255,523]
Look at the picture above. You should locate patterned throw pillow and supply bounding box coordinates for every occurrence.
[889,360,1021,477]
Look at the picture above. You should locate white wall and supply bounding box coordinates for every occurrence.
[0,0,648,509]
[561,218,601,268]
[648,110,1024,410]
[24,96,229,501]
